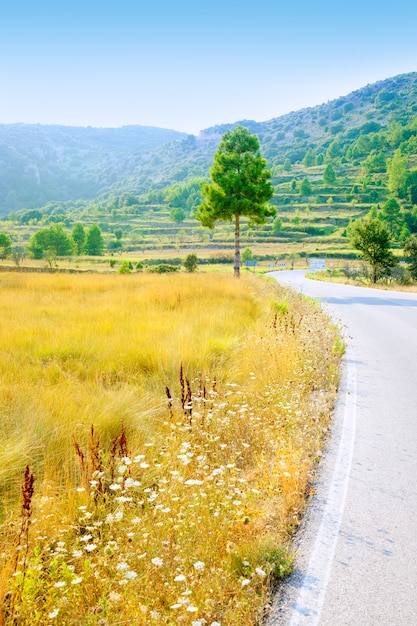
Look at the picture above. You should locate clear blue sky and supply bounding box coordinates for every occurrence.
[1,0,416,134]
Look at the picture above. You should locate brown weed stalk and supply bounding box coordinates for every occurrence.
[6,466,35,619]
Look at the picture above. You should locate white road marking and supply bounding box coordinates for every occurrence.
[288,344,357,625]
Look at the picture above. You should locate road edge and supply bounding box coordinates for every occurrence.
[266,340,357,625]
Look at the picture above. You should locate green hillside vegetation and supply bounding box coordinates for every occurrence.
[1,73,417,273]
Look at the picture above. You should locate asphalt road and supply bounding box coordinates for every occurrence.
[266,270,417,626]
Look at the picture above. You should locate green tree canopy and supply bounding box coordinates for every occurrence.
[363,151,387,174]
[272,216,283,234]
[379,198,403,238]
[85,224,104,256]
[404,234,417,280]
[0,232,12,259]
[303,148,316,167]
[72,223,86,255]
[170,207,186,222]
[20,209,43,225]
[241,247,254,262]
[347,217,396,283]
[323,163,337,185]
[326,140,342,161]
[196,126,274,277]
[183,253,198,272]
[406,169,417,205]
[28,225,73,259]
[388,149,408,197]
[299,178,312,196]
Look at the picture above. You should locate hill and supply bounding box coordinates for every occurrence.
[0,124,186,212]
[1,72,415,215]
[1,72,417,266]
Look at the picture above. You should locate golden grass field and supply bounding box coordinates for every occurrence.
[0,272,341,625]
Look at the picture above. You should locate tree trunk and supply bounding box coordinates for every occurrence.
[234,214,240,278]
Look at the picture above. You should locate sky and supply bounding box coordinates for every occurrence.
[1,0,416,135]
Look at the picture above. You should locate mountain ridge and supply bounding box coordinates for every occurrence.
[1,71,416,214]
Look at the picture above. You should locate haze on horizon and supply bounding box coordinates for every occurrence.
[1,0,416,135]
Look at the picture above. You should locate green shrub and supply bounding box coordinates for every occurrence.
[118,261,133,274]
[150,263,178,273]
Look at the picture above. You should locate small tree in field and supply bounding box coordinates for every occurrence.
[72,223,86,255]
[85,224,104,256]
[0,232,12,259]
[183,253,198,272]
[196,126,274,277]
[347,217,397,283]
[241,247,254,262]
[11,245,25,267]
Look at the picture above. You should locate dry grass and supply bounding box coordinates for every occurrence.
[0,272,341,625]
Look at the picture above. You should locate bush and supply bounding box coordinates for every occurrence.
[183,254,198,272]
[150,263,178,273]
[118,261,133,274]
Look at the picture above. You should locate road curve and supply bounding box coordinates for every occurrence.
[266,270,417,626]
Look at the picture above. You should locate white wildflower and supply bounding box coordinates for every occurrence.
[85,543,97,552]
[174,574,186,582]
[152,557,163,567]
[109,591,121,602]
[193,561,205,571]
[116,562,129,571]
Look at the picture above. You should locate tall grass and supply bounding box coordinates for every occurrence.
[0,272,340,625]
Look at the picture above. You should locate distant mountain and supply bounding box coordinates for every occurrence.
[0,124,187,213]
[1,72,417,215]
